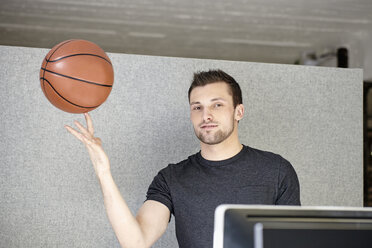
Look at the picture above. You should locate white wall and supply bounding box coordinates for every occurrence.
[0,45,363,247]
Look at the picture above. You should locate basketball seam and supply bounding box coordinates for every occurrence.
[46,39,76,61]
[42,39,76,101]
[40,77,100,109]
[41,67,113,87]
[46,53,112,65]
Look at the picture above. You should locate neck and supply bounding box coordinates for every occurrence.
[200,128,243,161]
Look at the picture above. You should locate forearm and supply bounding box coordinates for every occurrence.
[65,115,155,247]
[98,172,147,248]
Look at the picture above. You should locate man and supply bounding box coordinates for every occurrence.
[65,69,300,248]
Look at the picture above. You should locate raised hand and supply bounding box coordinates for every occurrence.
[65,113,111,178]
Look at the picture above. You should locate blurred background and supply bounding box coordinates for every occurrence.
[0,0,371,205]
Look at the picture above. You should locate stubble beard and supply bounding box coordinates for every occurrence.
[194,117,235,145]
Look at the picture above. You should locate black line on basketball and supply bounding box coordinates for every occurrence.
[42,39,76,100]
[46,39,76,61]
[41,77,52,105]
[46,53,112,65]
[40,67,113,87]
[40,77,100,109]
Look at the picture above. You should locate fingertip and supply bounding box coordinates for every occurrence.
[73,120,81,128]
[64,125,73,134]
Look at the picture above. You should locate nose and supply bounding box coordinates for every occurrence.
[202,108,213,122]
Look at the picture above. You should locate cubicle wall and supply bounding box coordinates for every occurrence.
[0,45,363,247]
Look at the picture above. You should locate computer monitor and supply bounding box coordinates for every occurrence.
[213,205,372,248]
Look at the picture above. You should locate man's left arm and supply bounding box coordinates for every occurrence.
[275,158,301,205]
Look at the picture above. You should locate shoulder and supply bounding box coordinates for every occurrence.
[243,146,297,175]
[157,152,199,177]
[244,145,289,165]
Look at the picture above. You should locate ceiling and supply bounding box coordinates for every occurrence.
[0,0,371,78]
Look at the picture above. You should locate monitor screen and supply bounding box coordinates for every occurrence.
[213,205,372,248]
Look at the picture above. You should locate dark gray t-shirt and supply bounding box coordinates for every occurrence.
[146,145,300,248]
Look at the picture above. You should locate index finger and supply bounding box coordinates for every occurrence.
[84,113,94,135]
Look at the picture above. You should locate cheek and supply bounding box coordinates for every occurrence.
[220,108,233,117]
[190,112,199,125]
[221,109,235,123]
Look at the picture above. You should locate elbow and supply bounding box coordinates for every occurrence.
[118,238,148,248]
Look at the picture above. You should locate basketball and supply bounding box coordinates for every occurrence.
[40,39,114,113]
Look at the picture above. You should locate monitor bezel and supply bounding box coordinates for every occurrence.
[213,204,372,248]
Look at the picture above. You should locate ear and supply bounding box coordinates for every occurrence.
[234,104,244,121]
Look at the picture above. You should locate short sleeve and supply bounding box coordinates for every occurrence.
[146,168,174,215]
[275,158,301,205]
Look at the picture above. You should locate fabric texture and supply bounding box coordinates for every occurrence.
[146,145,300,248]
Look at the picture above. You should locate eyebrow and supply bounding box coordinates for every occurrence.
[211,97,227,102]
[189,98,227,106]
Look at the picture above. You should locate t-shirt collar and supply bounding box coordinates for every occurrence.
[196,145,247,167]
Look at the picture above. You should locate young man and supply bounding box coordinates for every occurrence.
[65,69,300,248]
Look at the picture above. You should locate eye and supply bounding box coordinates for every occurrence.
[192,106,202,111]
[215,103,223,108]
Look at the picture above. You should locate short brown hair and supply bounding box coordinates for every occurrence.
[188,69,243,108]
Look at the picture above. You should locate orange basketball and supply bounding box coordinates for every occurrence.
[40,39,114,113]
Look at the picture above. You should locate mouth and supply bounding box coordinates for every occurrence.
[200,124,218,130]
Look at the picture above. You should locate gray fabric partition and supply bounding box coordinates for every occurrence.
[0,45,363,247]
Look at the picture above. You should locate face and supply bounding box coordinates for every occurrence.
[189,82,243,145]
